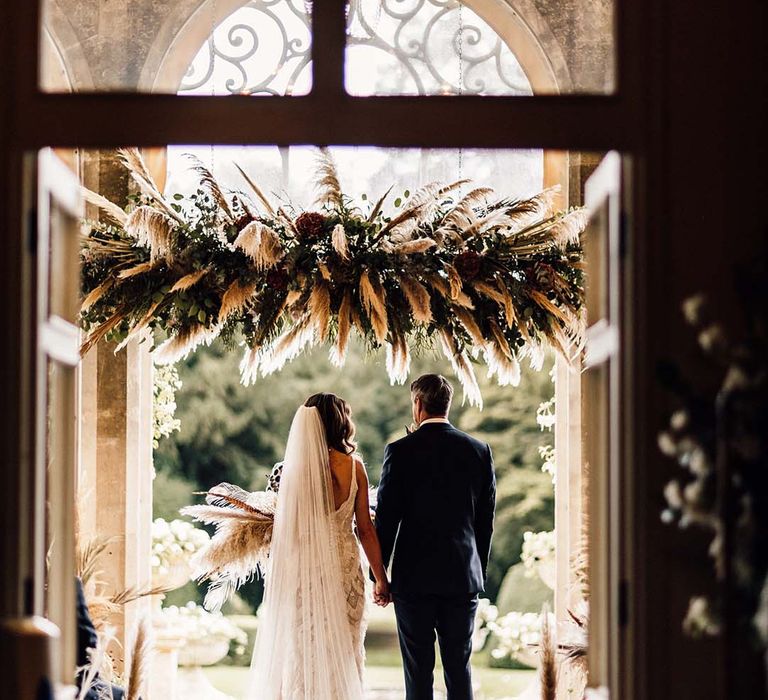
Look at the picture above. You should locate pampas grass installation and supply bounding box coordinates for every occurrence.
[126,619,150,700]
[81,147,587,406]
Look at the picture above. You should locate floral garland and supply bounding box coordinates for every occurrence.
[80,149,587,405]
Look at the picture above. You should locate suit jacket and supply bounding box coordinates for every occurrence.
[375,422,496,595]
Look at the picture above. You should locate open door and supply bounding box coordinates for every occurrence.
[32,149,82,685]
[582,152,630,699]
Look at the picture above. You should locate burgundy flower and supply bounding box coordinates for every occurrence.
[455,250,483,281]
[295,211,327,239]
[266,267,289,292]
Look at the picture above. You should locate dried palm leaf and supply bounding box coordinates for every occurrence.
[359,270,388,343]
[398,275,433,324]
[171,268,209,292]
[504,186,561,232]
[234,163,277,217]
[126,619,150,700]
[538,603,558,700]
[330,291,353,367]
[153,324,215,365]
[219,280,258,324]
[331,223,349,259]
[187,155,233,221]
[309,280,332,341]
[82,187,128,226]
[315,147,344,209]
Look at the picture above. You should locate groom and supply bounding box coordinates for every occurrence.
[375,374,496,700]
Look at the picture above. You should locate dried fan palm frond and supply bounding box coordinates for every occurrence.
[125,206,176,262]
[204,483,250,506]
[309,280,332,341]
[359,270,389,343]
[171,268,209,292]
[330,291,353,367]
[126,619,150,700]
[538,603,558,700]
[549,208,590,247]
[393,239,436,255]
[153,325,215,365]
[504,186,561,232]
[219,280,258,324]
[234,163,277,217]
[398,275,433,324]
[366,185,393,223]
[382,180,469,238]
[81,279,114,313]
[331,223,349,259]
[315,147,344,209]
[439,329,483,408]
[187,155,233,221]
[82,187,128,226]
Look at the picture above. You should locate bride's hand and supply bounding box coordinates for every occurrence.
[373,578,391,607]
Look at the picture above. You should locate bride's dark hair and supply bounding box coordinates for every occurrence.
[304,392,357,455]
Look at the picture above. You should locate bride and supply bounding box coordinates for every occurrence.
[246,393,390,699]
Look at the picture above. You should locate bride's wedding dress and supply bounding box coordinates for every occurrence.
[245,406,366,700]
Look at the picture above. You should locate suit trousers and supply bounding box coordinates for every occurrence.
[393,592,479,700]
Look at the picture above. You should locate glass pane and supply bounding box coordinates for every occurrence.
[40,0,312,94]
[345,0,615,96]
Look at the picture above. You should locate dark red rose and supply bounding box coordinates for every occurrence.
[266,267,289,292]
[455,250,483,280]
[233,211,255,232]
[295,211,327,239]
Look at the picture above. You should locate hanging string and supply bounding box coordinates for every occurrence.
[209,0,217,180]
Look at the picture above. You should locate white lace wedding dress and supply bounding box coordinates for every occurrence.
[245,406,367,700]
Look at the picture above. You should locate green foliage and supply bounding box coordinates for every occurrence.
[155,337,555,606]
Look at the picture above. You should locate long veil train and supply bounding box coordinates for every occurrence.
[245,405,364,699]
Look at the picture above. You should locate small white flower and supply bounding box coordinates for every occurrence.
[664,480,683,509]
[697,324,726,353]
[681,294,706,325]
[670,410,689,431]
[657,431,677,457]
[689,448,710,476]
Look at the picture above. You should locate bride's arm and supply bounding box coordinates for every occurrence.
[353,460,389,592]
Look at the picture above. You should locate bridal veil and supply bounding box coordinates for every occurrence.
[245,405,364,699]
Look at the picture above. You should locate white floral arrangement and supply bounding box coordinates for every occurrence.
[536,397,556,432]
[472,598,498,652]
[152,364,182,448]
[488,611,543,665]
[151,517,210,580]
[157,602,248,655]
[538,444,556,482]
[521,530,556,587]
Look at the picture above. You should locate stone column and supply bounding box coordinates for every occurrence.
[78,336,154,676]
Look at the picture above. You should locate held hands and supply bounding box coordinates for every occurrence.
[373,577,391,607]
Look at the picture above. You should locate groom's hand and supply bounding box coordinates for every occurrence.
[373,579,391,607]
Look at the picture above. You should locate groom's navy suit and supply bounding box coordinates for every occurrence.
[376,421,496,700]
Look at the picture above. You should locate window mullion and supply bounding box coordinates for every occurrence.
[311,0,347,99]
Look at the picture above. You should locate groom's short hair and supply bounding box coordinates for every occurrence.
[411,374,454,416]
